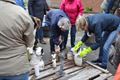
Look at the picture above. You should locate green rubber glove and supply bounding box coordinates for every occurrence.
[72,41,84,53]
[79,47,92,57]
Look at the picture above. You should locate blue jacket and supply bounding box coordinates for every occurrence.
[28,0,49,20]
[81,13,120,50]
[106,0,114,13]
[45,9,68,45]
[16,0,25,9]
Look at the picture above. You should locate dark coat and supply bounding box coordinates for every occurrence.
[106,0,120,14]
[81,13,120,50]
[28,0,49,21]
[45,9,68,45]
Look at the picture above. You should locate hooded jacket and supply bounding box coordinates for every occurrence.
[60,0,84,25]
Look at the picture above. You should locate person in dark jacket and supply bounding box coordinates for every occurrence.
[101,0,120,14]
[105,0,120,14]
[28,0,49,46]
[73,14,120,69]
[43,9,71,67]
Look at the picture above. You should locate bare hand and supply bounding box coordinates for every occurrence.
[55,45,60,53]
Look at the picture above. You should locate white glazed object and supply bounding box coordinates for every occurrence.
[74,54,82,66]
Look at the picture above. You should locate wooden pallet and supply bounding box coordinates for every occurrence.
[29,60,113,80]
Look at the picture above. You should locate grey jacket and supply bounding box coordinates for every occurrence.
[0,0,34,76]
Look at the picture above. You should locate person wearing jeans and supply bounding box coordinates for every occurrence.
[70,25,76,47]
[74,13,120,69]
[100,28,120,68]
[42,9,71,67]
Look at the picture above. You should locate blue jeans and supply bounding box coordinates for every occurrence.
[99,26,120,68]
[36,27,43,40]
[70,25,76,47]
[0,72,29,80]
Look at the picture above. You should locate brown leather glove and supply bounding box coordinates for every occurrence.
[31,16,41,29]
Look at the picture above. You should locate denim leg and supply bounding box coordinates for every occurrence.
[102,30,118,67]
[36,27,43,40]
[0,72,29,80]
[70,25,76,47]
[99,32,110,62]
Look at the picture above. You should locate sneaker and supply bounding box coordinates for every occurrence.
[91,59,102,64]
[40,39,46,44]
[96,63,107,69]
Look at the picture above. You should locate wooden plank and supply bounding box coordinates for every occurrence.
[107,76,114,80]
[59,64,88,80]
[42,66,83,80]
[29,60,112,80]
[86,61,109,73]
[64,66,83,74]
[68,66,102,80]
[41,61,87,80]
[36,61,75,79]
[94,73,112,80]
[29,60,68,75]
[59,70,80,80]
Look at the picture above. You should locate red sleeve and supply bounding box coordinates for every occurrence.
[77,0,84,16]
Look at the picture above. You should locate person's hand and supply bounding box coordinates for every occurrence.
[31,16,41,29]
[78,47,92,57]
[55,45,60,53]
[33,17,41,29]
[71,41,84,53]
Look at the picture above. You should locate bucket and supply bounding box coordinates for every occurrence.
[74,54,82,66]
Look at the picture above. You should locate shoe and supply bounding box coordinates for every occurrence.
[40,39,46,44]
[91,59,102,65]
[96,63,107,69]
